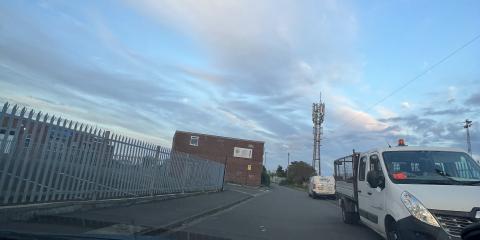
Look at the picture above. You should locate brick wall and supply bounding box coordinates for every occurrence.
[172,131,264,186]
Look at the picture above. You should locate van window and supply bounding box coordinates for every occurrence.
[383,151,480,184]
[359,156,367,181]
[370,154,382,172]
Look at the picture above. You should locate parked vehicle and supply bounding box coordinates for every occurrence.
[308,175,335,199]
[334,140,480,240]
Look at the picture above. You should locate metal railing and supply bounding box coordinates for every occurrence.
[0,102,225,206]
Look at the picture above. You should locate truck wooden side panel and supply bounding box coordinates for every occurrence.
[336,181,354,199]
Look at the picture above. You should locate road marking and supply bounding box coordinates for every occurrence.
[227,188,270,197]
[85,224,149,235]
[160,189,270,234]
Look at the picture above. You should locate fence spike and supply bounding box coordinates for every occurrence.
[35,111,42,121]
[43,113,49,122]
[56,117,62,126]
[49,115,56,124]
[17,109,27,123]
[1,102,9,113]
[10,104,18,115]
[68,120,73,129]
[19,107,27,117]
[28,109,35,119]
[112,135,118,145]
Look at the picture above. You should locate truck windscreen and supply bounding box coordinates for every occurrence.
[382,151,480,185]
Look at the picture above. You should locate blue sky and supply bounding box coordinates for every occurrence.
[1,0,479,174]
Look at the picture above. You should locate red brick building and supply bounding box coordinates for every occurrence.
[172,131,264,186]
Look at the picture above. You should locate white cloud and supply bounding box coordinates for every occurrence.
[401,101,410,109]
[336,106,388,131]
[447,86,457,103]
[127,0,360,91]
[376,106,397,119]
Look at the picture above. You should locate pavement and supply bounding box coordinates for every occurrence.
[1,184,265,236]
[1,184,383,240]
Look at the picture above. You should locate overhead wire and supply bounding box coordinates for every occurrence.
[333,32,480,132]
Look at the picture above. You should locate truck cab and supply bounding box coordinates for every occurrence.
[334,145,480,240]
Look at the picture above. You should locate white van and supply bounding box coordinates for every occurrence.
[308,175,335,199]
[334,145,480,240]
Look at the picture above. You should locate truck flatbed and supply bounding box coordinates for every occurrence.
[333,153,359,202]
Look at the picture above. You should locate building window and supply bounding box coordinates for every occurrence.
[190,136,199,146]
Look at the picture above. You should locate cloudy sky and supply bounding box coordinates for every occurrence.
[1,0,479,174]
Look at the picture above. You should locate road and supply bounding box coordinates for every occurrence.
[171,184,383,240]
[1,184,383,240]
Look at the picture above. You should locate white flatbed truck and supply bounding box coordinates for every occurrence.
[334,142,480,240]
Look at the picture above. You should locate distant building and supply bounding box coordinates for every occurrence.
[172,130,264,186]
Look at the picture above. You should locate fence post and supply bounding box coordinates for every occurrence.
[150,145,161,196]
[92,131,110,200]
[221,155,227,191]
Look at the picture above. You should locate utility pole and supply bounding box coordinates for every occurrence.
[264,151,267,167]
[312,93,325,176]
[286,152,290,177]
[464,119,473,156]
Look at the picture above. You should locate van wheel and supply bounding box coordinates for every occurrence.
[386,219,402,240]
[341,202,355,224]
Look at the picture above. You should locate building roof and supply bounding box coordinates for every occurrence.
[175,130,265,144]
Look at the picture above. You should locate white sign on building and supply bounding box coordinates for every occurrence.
[233,147,252,159]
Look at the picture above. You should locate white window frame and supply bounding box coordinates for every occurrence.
[190,136,199,146]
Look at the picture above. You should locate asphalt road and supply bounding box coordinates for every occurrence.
[175,184,383,240]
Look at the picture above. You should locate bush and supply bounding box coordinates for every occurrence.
[286,161,315,185]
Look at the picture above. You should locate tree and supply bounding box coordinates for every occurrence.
[261,166,270,186]
[276,165,286,177]
[286,161,315,185]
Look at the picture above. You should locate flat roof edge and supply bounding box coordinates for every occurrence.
[174,130,265,144]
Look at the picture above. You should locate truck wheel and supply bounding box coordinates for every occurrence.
[341,202,355,224]
[386,219,402,240]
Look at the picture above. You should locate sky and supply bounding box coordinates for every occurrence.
[1,0,479,174]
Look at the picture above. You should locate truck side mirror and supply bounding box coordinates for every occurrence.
[367,171,385,189]
[378,175,385,189]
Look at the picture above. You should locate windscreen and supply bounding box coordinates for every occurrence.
[382,151,480,185]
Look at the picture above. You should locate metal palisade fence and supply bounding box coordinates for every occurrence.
[0,102,225,206]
